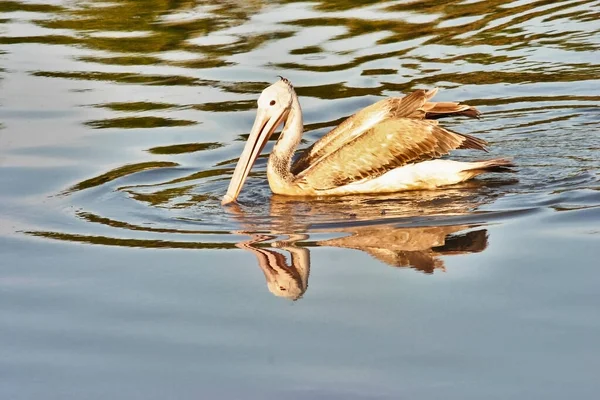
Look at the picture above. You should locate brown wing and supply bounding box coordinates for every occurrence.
[421,101,481,119]
[291,89,435,175]
[295,118,488,191]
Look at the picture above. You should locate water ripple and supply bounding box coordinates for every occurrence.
[1,0,598,268]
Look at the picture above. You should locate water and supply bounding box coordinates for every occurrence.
[1,0,599,398]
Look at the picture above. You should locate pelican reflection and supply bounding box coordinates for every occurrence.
[236,233,310,300]
[230,193,494,300]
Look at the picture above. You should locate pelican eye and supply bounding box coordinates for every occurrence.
[270,100,276,106]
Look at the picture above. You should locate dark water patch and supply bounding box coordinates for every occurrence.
[147,143,222,155]
[36,1,179,32]
[400,68,600,87]
[296,82,381,99]
[64,162,179,194]
[96,102,180,113]
[193,100,257,113]
[24,231,239,250]
[0,35,79,45]
[476,95,600,110]
[78,36,176,55]
[290,45,323,55]
[85,117,196,129]
[32,71,201,86]
[74,212,225,235]
[123,185,214,209]
[77,55,162,66]
[361,68,398,76]
[168,58,233,69]
[0,1,63,13]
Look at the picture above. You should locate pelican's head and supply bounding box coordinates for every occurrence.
[258,77,294,112]
[222,78,295,205]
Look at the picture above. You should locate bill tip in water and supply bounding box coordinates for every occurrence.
[221,194,236,205]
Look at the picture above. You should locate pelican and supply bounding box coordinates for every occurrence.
[222,77,514,205]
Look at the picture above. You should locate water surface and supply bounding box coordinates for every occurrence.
[1,0,599,399]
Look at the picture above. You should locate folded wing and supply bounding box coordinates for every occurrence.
[292,89,487,191]
[292,89,438,175]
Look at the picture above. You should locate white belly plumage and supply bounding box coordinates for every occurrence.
[321,160,480,195]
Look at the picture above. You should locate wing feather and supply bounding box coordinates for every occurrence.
[296,118,487,191]
[421,101,481,119]
[291,90,431,175]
